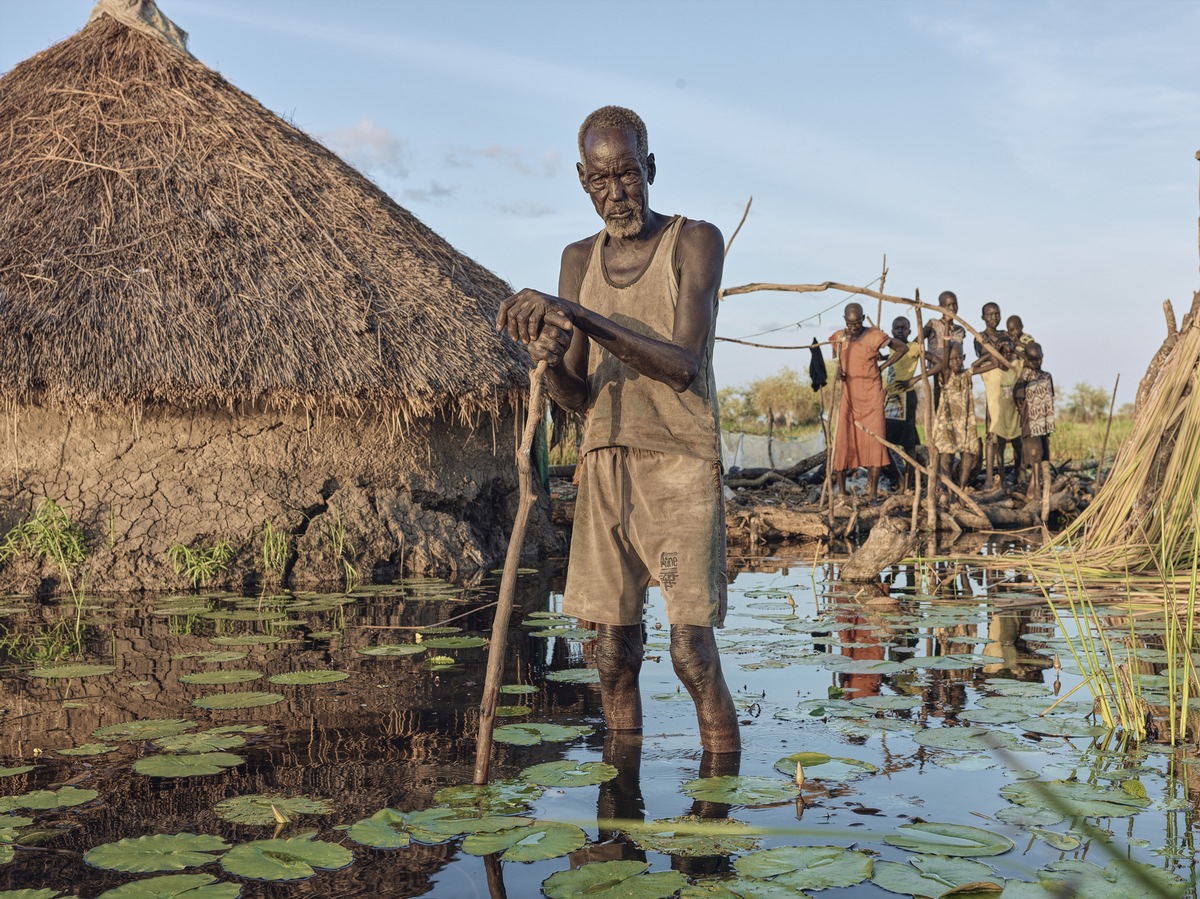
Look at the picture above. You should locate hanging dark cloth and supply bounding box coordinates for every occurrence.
[809,339,827,391]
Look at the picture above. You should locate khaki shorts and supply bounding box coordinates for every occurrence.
[564,446,728,628]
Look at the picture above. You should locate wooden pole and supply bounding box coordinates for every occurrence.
[912,293,938,533]
[910,470,921,534]
[474,360,547,785]
[1097,373,1121,487]
[877,254,887,333]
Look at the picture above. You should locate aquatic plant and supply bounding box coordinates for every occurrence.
[325,507,360,593]
[260,519,289,582]
[167,540,234,589]
[0,499,87,605]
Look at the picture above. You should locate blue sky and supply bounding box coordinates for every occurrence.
[4,0,1199,405]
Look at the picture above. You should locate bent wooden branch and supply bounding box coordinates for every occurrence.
[474,359,547,785]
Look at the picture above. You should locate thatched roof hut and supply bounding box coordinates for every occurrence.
[0,0,549,591]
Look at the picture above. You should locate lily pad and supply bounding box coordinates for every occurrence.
[0,890,74,899]
[0,787,97,812]
[84,833,231,873]
[624,815,760,857]
[420,636,486,649]
[999,780,1151,818]
[461,821,587,862]
[914,727,1022,752]
[434,780,542,816]
[1031,859,1187,898]
[883,822,1014,857]
[500,684,538,695]
[1029,828,1082,851]
[735,845,873,890]
[543,860,686,899]
[58,744,118,757]
[495,705,531,717]
[154,732,245,754]
[267,671,349,686]
[773,752,878,781]
[191,692,283,710]
[213,795,332,825]
[209,635,281,646]
[178,671,262,685]
[529,627,598,640]
[681,775,801,806]
[133,753,244,778]
[491,723,591,746]
[219,833,352,881]
[358,644,424,657]
[171,652,247,663]
[872,855,1000,897]
[520,760,617,787]
[96,875,240,898]
[1015,717,1108,738]
[0,767,33,778]
[93,720,193,742]
[28,664,115,679]
[994,806,1065,827]
[545,668,600,684]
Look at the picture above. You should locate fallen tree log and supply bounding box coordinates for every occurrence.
[840,515,917,581]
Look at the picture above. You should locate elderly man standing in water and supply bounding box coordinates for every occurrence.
[495,106,739,753]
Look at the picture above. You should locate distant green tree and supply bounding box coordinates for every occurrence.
[717,385,755,430]
[1061,382,1111,423]
[751,367,822,428]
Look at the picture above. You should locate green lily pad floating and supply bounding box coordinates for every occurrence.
[681,775,801,806]
[95,873,240,898]
[543,859,686,899]
[999,780,1151,818]
[358,644,424,657]
[461,821,586,862]
[520,760,617,787]
[624,815,760,857]
[883,822,1014,857]
[192,692,283,710]
[495,705,531,718]
[435,780,543,816]
[1016,717,1108,738]
[529,627,598,640]
[178,671,262,686]
[219,832,351,881]
[735,845,873,890]
[545,668,600,684]
[0,787,97,812]
[0,767,33,778]
[500,684,538,695]
[1031,859,1187,898]
[1030,828,1082,851]
[304,630,340,640]
[773,752,877,782]
[267,670,348,686]
[349,807,532,848]
[84,833,230,873]
[133,753,244,778]
[994,805,1065,827]
[171,652,247,663]
[491,723,591,746]
[872,854,1001,897]
[850,695,922,711]
[28,664,115,679]
[213,795,332,825]
[93,720,193,742]
[914,727,1023,752]
[420,636,486,650]
[0,845,11,865]
[56,743,114,757]
[0,889,71,899]
[154,731,245,754]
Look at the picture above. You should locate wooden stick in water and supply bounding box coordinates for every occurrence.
[474,360,547,785]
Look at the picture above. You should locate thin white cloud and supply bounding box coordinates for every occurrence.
[319,118,408,179]
[446,145,560,178]
[402,182,457,204]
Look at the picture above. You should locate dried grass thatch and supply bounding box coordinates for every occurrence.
[1057,292,1200,573]
[0,6,526,421]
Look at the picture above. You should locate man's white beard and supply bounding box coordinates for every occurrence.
[605,206,644,239]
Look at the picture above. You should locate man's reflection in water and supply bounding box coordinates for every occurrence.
[568,733,741,876]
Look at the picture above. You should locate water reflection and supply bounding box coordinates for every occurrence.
[0,548,1196,896]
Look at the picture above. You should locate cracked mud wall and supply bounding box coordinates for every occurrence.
[0,404,560,592]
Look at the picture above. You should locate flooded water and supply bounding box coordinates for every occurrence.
[0,545,1196,897]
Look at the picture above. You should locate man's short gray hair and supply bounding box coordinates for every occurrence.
[578,106,649,164]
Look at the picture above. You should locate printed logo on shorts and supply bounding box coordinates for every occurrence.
[659,551,679,589]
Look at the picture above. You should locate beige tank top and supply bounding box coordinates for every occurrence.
[578,215,721,461]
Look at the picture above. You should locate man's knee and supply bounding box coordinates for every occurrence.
[669,625,720,684]
[596,624,644,682]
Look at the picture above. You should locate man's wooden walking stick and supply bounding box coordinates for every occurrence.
[474,360,547,785]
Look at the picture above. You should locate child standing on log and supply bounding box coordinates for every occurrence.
[1013,342,1054,500]
[972,335,1023,491]
[933,344,979,493]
